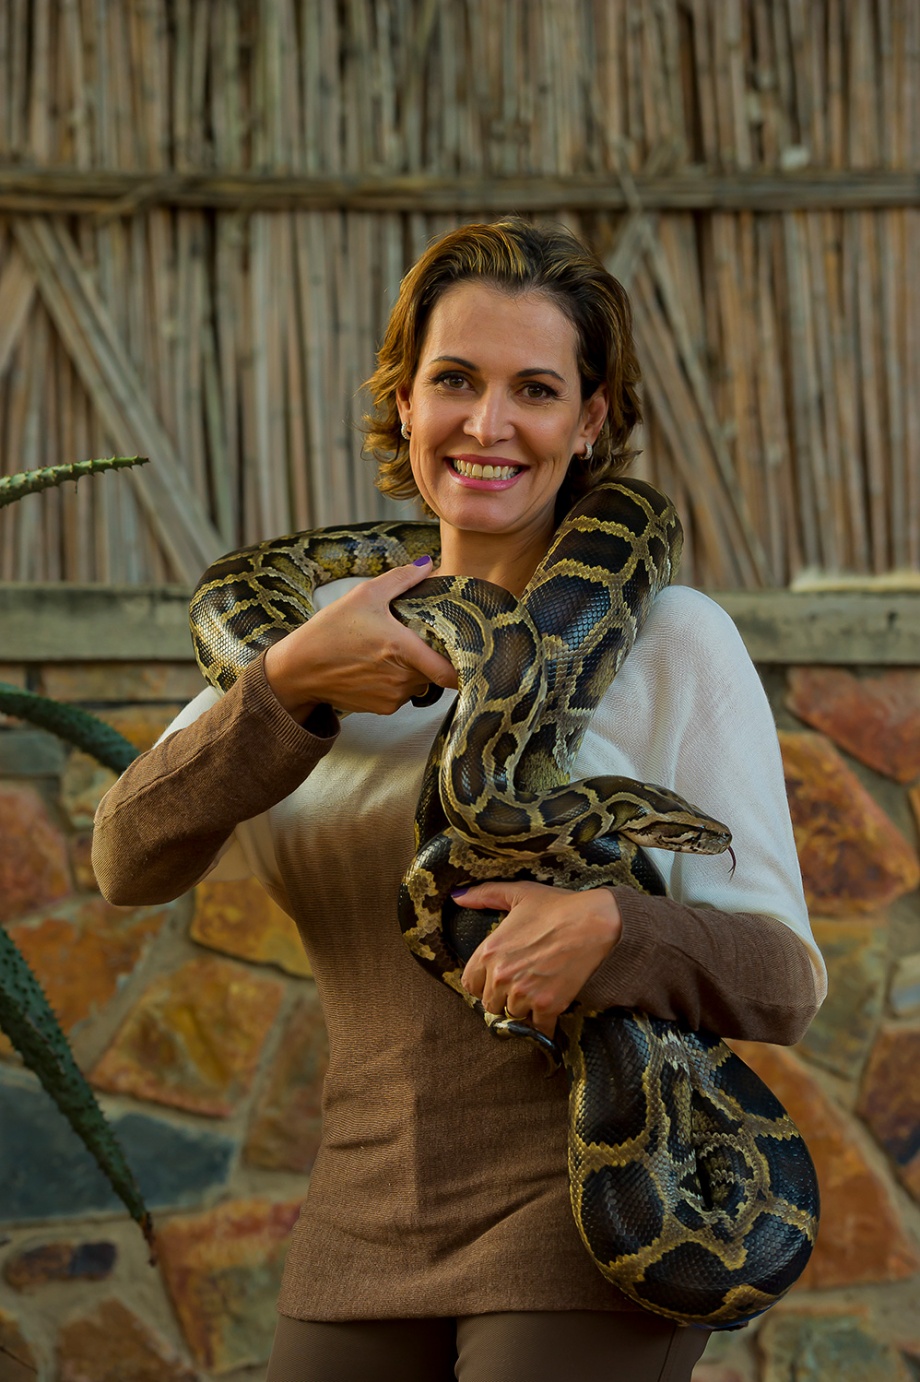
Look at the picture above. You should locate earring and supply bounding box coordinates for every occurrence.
[583,441,594,461]
[401,422,411,440]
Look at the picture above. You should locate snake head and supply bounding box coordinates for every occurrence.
[607,782,733,857]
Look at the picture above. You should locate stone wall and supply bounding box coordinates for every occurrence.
[0,589,918,1382]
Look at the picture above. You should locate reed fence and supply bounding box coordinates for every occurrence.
[0,0,917,589]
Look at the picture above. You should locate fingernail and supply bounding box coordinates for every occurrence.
[450,886,470,899]
[413,555,432,567]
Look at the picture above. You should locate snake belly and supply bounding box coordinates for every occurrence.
[190,478,819,1330]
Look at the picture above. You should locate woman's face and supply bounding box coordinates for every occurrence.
[396,282,606,547]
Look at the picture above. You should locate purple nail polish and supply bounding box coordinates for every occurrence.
[413,555,432,567]
[450,886,471,899]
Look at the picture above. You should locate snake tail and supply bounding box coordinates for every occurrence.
[559,1009,819,1328]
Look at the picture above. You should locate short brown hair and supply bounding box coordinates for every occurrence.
[363,217,642,511]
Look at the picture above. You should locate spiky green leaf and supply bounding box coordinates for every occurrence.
[0,456,148,508]
[0,686,139,773]
[1,450,154,1250]
[0,926,155,1254]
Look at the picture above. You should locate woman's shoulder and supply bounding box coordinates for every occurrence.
[638,584,751,671]
[155,685,222,742]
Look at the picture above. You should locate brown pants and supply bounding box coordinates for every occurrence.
[265,1310,710,1382]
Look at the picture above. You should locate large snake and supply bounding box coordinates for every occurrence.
[190,477,819,1329]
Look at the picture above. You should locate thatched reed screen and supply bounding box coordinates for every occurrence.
[0,1,917,589]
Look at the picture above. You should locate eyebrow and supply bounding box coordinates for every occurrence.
[430,354,566,383]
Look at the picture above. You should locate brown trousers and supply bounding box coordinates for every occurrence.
[265,1311,711,1382]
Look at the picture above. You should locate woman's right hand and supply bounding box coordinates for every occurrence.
[263,556,458,722]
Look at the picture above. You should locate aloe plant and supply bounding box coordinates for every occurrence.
[0,455,148,510]
[1,456,155,1255]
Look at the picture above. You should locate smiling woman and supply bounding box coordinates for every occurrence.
[368,218,641,513]
[91,218,825,1382]
[394,282,607,594]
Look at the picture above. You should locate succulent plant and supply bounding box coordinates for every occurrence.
[0,456,155,1255]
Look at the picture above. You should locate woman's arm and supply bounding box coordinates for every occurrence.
[93,558,458,906]
[456,881,818,1046]
[457,588,824,1047]
[92,654,339,904]
[582,890,819,1043]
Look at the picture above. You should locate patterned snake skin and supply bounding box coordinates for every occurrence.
[190,477,819,1328]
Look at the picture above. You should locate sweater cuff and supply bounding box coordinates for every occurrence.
[241,653,341,753]
[579,888,662,1012]
[577,887,820,1045]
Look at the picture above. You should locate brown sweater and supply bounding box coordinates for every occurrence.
[93,653,820,1320]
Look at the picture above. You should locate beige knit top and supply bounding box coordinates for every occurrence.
[93,583,824,1321]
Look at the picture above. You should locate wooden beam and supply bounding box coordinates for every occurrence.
[1,584,917,666]
[0,584,195,661]
[710,590,920,665]
[0,168,917,215]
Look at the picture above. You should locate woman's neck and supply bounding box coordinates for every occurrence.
[435,519,555,596]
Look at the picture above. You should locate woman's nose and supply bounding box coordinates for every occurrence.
[463,389,512,446]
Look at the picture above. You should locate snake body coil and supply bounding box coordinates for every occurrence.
[190,478,819,1329]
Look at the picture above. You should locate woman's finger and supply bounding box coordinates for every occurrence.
[459,884,621,1035]
[381,561,459,690]
[450,881,520,911]
[264,556,458,717]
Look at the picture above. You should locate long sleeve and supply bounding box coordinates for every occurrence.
[91,654,339,905]
[572,585,825,1045]
[580,893,819,1044]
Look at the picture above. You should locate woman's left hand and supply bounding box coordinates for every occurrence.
[458,881,622,1039]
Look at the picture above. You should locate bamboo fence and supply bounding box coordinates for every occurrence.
[0,0,917,589]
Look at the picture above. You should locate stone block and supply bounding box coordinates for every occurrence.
[156,1197,301,1373]
[0,1309,37,1381]
[1,899,170,1058]
[890,952,920,1017]
[0,783,71,924]
[91,956,284,1117]
[57,1298,197,1382]
[0,1068,234,1221]
[779,731,920,913]
[729,1041,919,1287]
[798,918,887,1079]
[41,661,203,704]
[857,1023,920,1196]
[69,832,97,892]
[244,988,328,1173]
[900,1157,920,1201]
[3,1240,116,1291]
[0,728,66,777]
[786,667,920,783]
[59,750,117,830]
[757,1309,911,1382]
[192,878,311,978]
[94,704,184,752]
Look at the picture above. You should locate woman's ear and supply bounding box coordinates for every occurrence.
[395,383,411,429]
[582,385,608,445]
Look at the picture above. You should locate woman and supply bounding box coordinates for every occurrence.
[93,219,825,1382]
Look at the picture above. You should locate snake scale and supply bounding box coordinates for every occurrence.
[190,477,819,1329]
